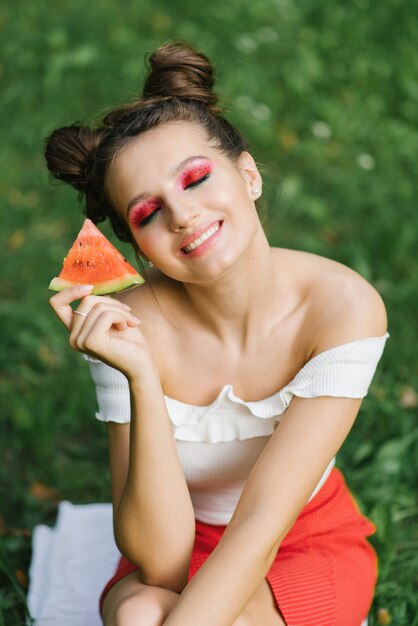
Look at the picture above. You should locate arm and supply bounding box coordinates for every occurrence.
[163,395,362,625]
[112,373,195,592]
[162,286,388,626]
[49,285,195,593]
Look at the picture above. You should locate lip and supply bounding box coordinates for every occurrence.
[177,220,223,253]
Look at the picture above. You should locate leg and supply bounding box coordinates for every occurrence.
[232,579,286,626]
[102,571,180,626]
[102,574,285,626]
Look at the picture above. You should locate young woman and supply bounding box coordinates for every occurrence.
[46,41,389,626]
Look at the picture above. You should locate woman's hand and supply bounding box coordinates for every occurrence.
[49,284,157,379]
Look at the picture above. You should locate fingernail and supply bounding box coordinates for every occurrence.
[132,316,142,324]
[80,284,94,292]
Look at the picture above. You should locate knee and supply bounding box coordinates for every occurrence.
[107,587,179,626]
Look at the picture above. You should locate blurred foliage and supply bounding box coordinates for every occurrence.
[0,0,417,624]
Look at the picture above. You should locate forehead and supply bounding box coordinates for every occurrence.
[106,121,236,214]
[111,121,224,179]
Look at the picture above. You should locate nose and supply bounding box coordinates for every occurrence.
[167,194,201,231]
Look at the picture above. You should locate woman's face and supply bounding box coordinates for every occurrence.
[106,121,262,283]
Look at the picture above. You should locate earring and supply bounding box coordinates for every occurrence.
[148,261,154,268]
[252,187,260,194]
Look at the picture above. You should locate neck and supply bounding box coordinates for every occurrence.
[181,229,286,348]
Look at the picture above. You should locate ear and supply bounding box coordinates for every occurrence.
[236,152,262,200]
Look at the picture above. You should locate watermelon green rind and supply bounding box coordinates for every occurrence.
[48,273,144,295]
[48,218,145,295]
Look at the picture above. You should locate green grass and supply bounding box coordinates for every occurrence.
[1,0,417,624]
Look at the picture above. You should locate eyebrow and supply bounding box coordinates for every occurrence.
[126,155,209,215]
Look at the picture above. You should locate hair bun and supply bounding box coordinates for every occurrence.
[45,125,101,191]
[142,41,218,110]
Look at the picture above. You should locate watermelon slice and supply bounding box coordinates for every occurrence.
[49,219,144,295]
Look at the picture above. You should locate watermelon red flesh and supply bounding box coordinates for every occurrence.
[48,219,144,295]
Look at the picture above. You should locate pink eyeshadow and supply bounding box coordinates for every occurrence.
[130,198,159,227]
[180,161,213,188]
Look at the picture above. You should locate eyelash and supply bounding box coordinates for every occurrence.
[131,204,159,228]
[183,172,210,189]
[137,212,157,227]
[132,172,211,228]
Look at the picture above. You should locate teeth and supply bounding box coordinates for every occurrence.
[183,223,220,253]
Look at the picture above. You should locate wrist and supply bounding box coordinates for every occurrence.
[127,365,162,391]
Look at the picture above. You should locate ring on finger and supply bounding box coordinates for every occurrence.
[73,310,88,318]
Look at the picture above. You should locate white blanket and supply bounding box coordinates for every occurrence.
[27,501,368,626]
[28,501,120,626]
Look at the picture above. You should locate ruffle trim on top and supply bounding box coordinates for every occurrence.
[83,332,389,443]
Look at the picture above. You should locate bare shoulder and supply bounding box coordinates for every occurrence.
[275,248,388,357]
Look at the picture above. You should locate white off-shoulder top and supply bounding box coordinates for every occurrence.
[84,333,389,524]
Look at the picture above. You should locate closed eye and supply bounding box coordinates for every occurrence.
[130,201,161,228]
[185,173,210,190]
[180,161,213,189]
[137,208,160,227]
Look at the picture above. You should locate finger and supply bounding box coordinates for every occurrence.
[71,301,136,336]
[50,286,132,331]
[75,295,132,316]
[70,303,140,346]
[49,285,94,330]
[75,309,142,354]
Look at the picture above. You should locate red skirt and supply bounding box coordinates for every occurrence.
[100,468,377,625]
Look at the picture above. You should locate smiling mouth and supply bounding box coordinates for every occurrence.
[181,221,222,254]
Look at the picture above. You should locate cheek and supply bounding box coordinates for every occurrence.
[216,177,248,205]
[130,228,163,258]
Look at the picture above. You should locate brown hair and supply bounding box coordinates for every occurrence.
[45,41,249,245]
